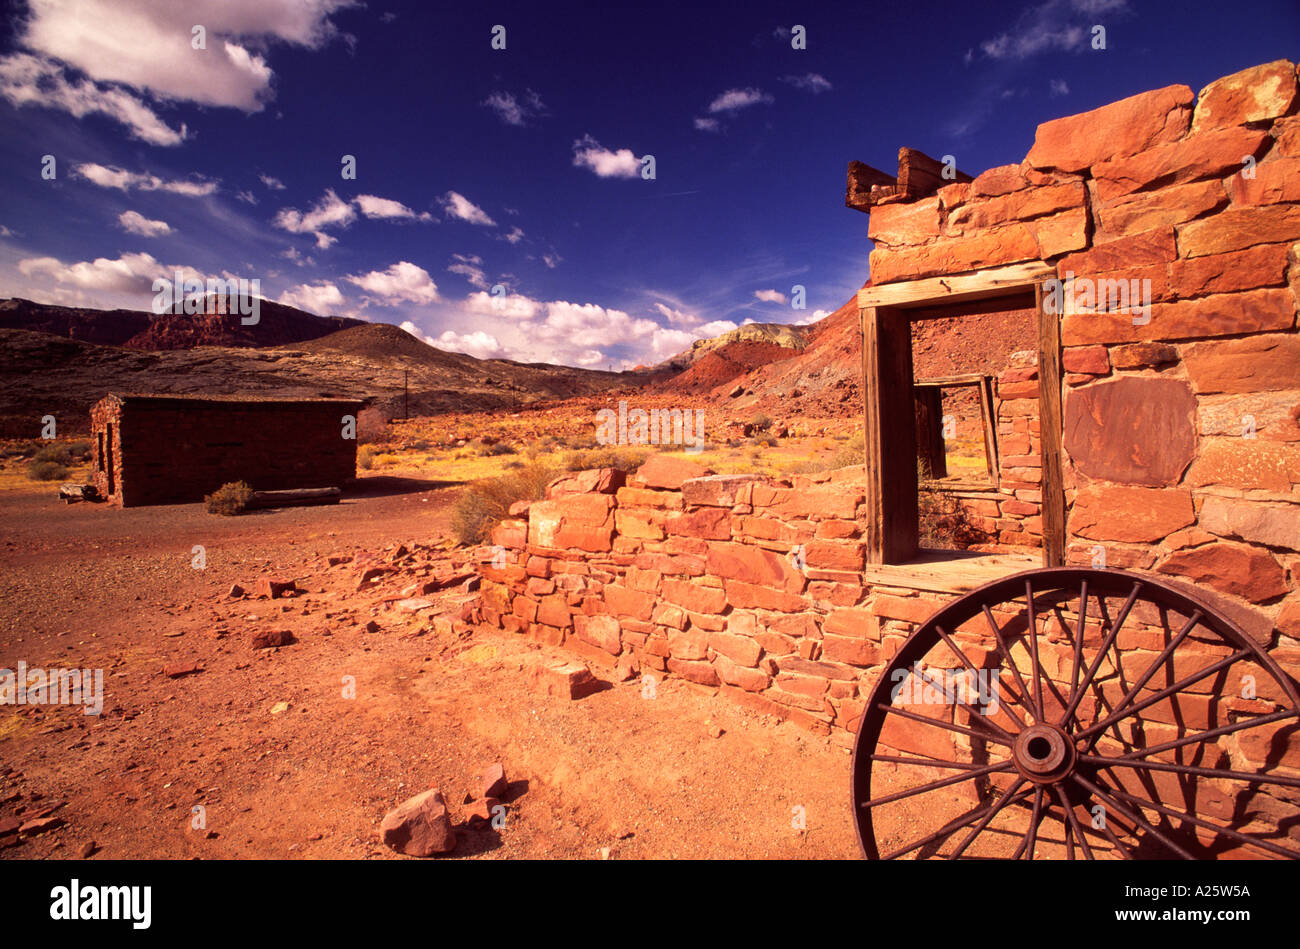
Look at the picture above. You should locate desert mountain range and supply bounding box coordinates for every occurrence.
[0,291,1035,437]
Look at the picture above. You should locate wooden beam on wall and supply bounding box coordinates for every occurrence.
[863,306,919,564]
[1036,282,1066,567]
[859,261,1056,310]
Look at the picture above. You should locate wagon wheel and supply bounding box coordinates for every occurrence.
[851,567,1300,859]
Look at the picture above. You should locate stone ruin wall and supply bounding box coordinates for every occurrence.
[471,60,1300,791]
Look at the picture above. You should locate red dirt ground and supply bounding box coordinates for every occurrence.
[0,477,863,860]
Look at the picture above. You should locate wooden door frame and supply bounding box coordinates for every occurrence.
[858,261,1065,567]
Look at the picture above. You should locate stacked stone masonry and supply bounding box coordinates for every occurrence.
[473,60,1300,784]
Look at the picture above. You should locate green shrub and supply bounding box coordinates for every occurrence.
[27,460,68,481]
[452,461,559,545]
[562,446,649,472]
[205,480,253,515]
[749,413,773,433]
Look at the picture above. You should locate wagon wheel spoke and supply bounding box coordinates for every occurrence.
[949,776,1026,860]
[859,759,1013,810]
[1059,581,1142,728]
[1069,772,1196,859]
[877,701,1012,748]
[1025,580,1045,720]
[1011,787,1045,860]
[1052,784,1097,860]
[1104,708,1300,762]
[1077,609,1204,756]
[1080,754,1300,788]
[869,753,1006,771]
[982,605,1040,722]
[880,785,1034,860]
[1069,579,1087,705]
[1086,777,1300,860]
[934,624,1027,738]
[1075,649,1253,741]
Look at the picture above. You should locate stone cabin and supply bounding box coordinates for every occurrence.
[90,393,363,507]
[471,58,1300,756]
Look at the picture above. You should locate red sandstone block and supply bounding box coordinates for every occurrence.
[616,486,682,509]
[574,614,621,655]
[602,584,656,621]
[807,581,864,607]
[814,519,858,540]
[512,596,539,624]
[712,654,770,692]
[771,680,830,710]
[870,595,946,625]
[686,610,728,632]
[667,626,709,660]
[660,577,727,614]
[705,541,805,594]
[651,603,687,629]
[665,507,732,540]
[666,657,720,687]
[527,658,599,700]
[820,634,880,667]
[633,551,705,577]
[1061,345,1110,375]
[724,580,810,613]
[823,607,881,640]
[804,540,865,571]
[708,629,762,667]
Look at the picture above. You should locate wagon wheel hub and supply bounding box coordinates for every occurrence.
[1012,723,1075,784]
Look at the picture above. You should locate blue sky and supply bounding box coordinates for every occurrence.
[0,0,1296,368]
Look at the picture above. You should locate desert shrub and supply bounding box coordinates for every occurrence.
[34,443,76,466]
[749,413,773,433]
[27,460,68,481]
[355,407,389,445]
[486,442,516,456]
[205,480,253,516]
[357,444,377,470]
[503,459,525,470]
[452,461,559,545]
[408,439,431,452]
[918,489,983,550]
[562,446,649,472]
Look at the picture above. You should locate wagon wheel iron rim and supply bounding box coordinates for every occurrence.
[850,567,1300,860]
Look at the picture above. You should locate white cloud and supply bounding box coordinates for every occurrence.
[278,281,344,315]
[781,73,832,93]
[117,210,173,237]
[273,188,355,248]
[464,290,540,320]
[73,162,217,196]
[501,225,525,244]
[653,302,700,326]
[482,89,546,126]
[978,0,1126,61]
[235,190,257,204]
[259,173,286,190]
[695,319,740,338]
[447,253,488,290]
[1050,78,1070,96]
[693,116,720,132]
[541,252,562,269]
[707,88,773,113]
[440,191,496,226]
[434,328,507,360]
[571,134,640,179]
[18,250,192,295]
[0,225,13,238]
[346,261,439,304]
[754,289,787,304]
[16,0,350,111]
[355,194,425,220]
[0,52,188,146]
